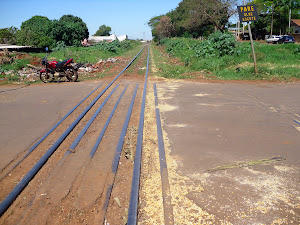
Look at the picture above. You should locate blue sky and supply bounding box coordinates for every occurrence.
[0,0,182,40]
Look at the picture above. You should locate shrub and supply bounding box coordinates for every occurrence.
[7,74,20,82]
[52,41,67,51]
[164,38,186,55]
[161,32,237,59]
[194,31,237,58]
[294,45,300,55]
[119,40,132,49]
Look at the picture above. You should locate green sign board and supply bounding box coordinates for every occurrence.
[237,5,259,23]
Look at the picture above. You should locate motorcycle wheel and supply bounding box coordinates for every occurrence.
[66,68,78,82]
[40,72,54,83]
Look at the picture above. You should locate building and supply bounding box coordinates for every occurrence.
[88,34,128,44]
[291,19,300,34]
[117,35,128,42]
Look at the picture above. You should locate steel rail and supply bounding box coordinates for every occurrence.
[15,85,135,222]
[96,84,139,224]
[17,85,120,219]
[111,84,139,173]
[47,84,121,177]
[89,84,129,158]
[0,84,103,181]
[154,83,174,225]
[127,46,150,225]
[294,119,300,125]
[0,46,145,216]
[70,84,120,153]
[41,84,131,225]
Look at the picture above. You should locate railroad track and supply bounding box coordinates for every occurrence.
[0,45,174,225]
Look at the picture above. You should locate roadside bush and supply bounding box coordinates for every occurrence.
[7,74,20,82]
[0,59,30,72]
[0,26,18,44]
[93,40,134,53]
[94,41,119,52]
[52,41,67,51]
[156,33,300,81]
[194,31,236,58]
[104,42,118,52]
[161,32,237,59]
[0,66,6,75]
[31,40,141,65]
[119,40,133,49]
[294,45,300,55]
[236,42,251,55]
[163,38,187,55]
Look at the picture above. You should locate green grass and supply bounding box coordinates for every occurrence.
[151,45,193,79]
[32,40,141,64]
[155,37,300,81]
[123,48,147,77]
[0,58,31,71]
[0,40,143,84]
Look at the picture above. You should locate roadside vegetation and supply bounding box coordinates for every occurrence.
[148,0,299,81]
[149,0,299,41]
[34,39,140,64]
[0,40,142,85]
[0,12,144,85]
[152,32,300,81]
[0,15,88,48]
[0,14,115,49]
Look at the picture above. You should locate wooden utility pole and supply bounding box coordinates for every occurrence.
[238,21,240,39]
[247,22,258,74]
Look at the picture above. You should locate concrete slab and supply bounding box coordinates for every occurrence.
[157,81,300,224]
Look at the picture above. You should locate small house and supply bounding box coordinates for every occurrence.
[291,19,300,34]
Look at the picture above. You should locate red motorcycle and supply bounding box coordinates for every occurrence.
[39,55,79,83]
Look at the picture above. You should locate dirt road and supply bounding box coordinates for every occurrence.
[0,47,148,224]
[0,82,99,171]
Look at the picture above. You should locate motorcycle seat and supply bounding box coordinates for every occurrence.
[56,59,69,68]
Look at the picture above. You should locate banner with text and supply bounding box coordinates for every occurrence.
[237,5,259,23]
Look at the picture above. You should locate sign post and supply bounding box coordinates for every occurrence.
[237,5,259,74]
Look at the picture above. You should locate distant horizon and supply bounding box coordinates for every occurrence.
[0,0,182,40]
[0,0,247,41]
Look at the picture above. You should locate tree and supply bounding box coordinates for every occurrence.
[149,0,238,40]
[251,0,300,35]
[191,0,237,31]
[169,0,237,34]
[156,16,175,39]
[9,14,89,48]
[148,15,163,42]
[16,16,54,47]
[16,28,53,47]
[0,26,18,44]
[52,15,89,46]
[94,25,112,36]
[21,15,52,33]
